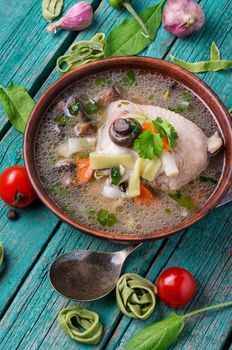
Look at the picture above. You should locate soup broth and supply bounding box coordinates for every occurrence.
[35,69,223,234]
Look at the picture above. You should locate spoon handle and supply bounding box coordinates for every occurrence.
[119,243,143,259]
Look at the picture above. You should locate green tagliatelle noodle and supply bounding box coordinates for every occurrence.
[58,305,103,344]
[170,42,232,73]
[56,33,105,74]
[42,0,64,22]
[116,273,157,320]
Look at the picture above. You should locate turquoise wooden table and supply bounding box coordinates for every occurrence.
[0,0,231,349]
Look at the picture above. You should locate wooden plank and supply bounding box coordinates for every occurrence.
[0,0,175,319]
[106,204,232,350]
[0,223,164,349]
[0,0,231,348]
[166,0,232,108]
[0,0,101,135]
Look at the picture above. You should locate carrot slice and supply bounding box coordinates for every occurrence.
[134,184,154,207]
[76,158,93,184]
[162,136,171,151]
[142,121,171,150]
[142,121,158,133]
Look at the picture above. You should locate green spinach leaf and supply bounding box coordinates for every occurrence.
[104,1,165,57]
[126,312,185,350]
[0,83,35,133]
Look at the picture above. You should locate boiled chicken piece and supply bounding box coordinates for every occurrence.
[96,100,222,192]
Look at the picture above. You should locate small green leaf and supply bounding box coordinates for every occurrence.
[134,130,163,160]
[152,117,178,148]
[0,242,4,266]
[169,191,195,211]
[122,71,136,86]
[95,77,108,88]
[181,91,192,102]
[97,209,117,227]
[55,115,70,126]
[200,176,218,185]
[165,208,172,214]
[68,102,80,115]
[111,167,122,185]
[126,312,185,350]
[104,1,165,57]
[0,83,35,133]
[148,95,155,101]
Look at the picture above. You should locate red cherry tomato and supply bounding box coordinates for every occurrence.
[0,165,37,208]
[157,267,196,308]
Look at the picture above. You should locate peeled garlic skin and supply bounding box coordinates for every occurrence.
[162,0,205,37]
[47,2,93,33]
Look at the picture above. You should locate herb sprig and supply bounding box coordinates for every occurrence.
[133,115,178,160]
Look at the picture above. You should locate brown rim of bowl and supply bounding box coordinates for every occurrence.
[24,57,232,243]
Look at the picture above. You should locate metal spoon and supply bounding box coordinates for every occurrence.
[49,244,142,301]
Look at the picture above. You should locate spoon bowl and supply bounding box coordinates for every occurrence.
[49,244,141,301]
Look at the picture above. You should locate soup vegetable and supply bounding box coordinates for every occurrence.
[35,70,223,234]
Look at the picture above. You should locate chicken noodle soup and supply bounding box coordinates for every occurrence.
[35,70,223,234]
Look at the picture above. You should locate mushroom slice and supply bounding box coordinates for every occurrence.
[97,85,124,106]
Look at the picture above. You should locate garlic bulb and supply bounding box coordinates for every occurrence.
[47,2,93,33]
[162,0,205,37]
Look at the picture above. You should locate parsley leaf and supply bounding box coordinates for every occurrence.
[122,71,136,86]
[169,191,195,211]
[152,117,178,148]
[97,209,117,227]
[111,167,122,185]
[55,115,70,126]
[199,176,218,185]
[134,130,163,160]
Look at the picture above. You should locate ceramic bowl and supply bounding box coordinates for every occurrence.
[24,57,232,242]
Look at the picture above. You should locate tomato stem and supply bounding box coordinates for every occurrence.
[184,301,232,318]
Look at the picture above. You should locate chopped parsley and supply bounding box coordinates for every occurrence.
[97,209,117,227]
[200,176,218,185]
[168,91,193,114]
[117,101,129,108]
[148,95,155,101]
[169,191,195,211]
[50,183,69,197]
[95,77,107,88]
[55,115,70,126]
[181,91,192,102]
[68,102,80,115]
[111,167,122,185]
[122,71,136,86]
[165,208,172,214]
[85,99,100,115]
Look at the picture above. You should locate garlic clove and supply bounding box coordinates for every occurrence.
[47,2,93,33]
